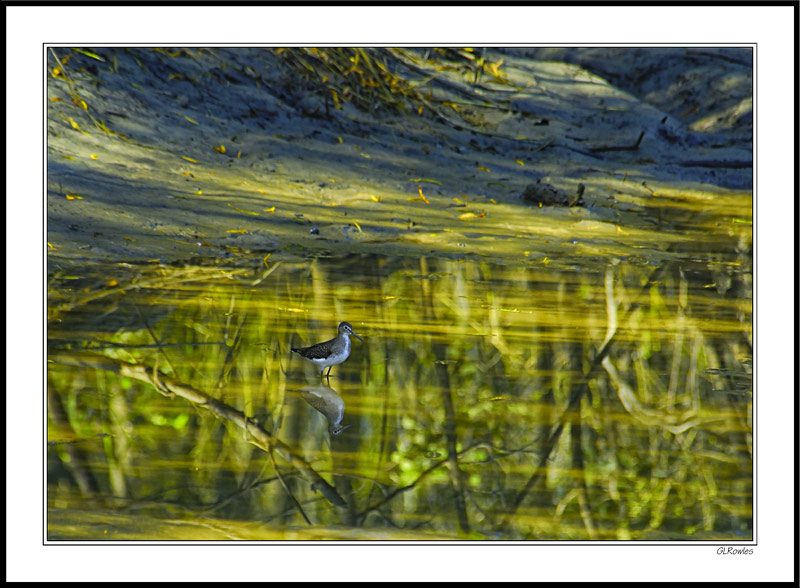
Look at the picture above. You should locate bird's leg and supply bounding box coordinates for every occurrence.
[325,366,332,379]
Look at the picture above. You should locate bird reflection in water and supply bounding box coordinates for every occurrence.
[301,384,352,436]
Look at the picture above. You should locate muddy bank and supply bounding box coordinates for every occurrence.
[46,47,752,273]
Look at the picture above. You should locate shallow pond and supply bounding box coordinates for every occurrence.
[47,245,752,541]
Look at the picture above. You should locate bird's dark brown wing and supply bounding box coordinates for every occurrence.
[292,338,335,359]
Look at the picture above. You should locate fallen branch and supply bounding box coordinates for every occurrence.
[589,130,645,153]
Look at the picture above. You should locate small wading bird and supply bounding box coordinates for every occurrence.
[291,321,363,378]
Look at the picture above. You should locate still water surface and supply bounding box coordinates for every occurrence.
[47,249,752,541]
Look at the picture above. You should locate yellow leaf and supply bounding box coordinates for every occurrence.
[106,279,118,287]
[229,204,259,216]
[237,151,241,158]
[488,199,497,204]
[263,253,271,268]
[337,137,343,143]
[458,212,476,220]
[476,166,490,172]
[195,189,203,195]
[415,186,429,203]
[227,229,247,234]
[370,195,381,202]
[90,153,99,160]
[51,67,62,77]
[184,116,198,124]
[47,242,55,250]
[181,156,199,163]
[65,194,83,200]
[50,97,62,102]
[62,155,74,160]
[353,221,362,232]
[213,144,226,154]
[515,159,524,166]
[264,206,276,213]
[68,118,81,131]
[258,189,268,194]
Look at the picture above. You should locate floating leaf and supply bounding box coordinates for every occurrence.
[181,156,199,163]
[213,144,226,154]
[370,195,381,202]
[476,166,490,172]
[263,206,276,213]
[195,189,203,195]
[62,155,74,160]
[515,159,525,166]
[458,212,476,220]
[227,229,247,234]
[50,97,62,102]
[90,153,99,160]
[263,253,271,268]
[409,178,442,185]
[68,117,81,131]
[353,221,362,232]
[47,242,55,249]
[65,194,83,200]
[184,116,198,124]
[106,279,118,287]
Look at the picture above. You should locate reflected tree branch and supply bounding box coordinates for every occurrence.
[48,351,348,511]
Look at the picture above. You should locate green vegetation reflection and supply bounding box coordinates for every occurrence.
[48,253,751,540]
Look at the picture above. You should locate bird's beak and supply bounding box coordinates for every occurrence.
[352,332,363,342]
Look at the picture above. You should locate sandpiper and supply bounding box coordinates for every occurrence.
[291,321,362,378]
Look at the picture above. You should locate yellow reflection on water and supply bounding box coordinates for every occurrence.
[47,250,752,541]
